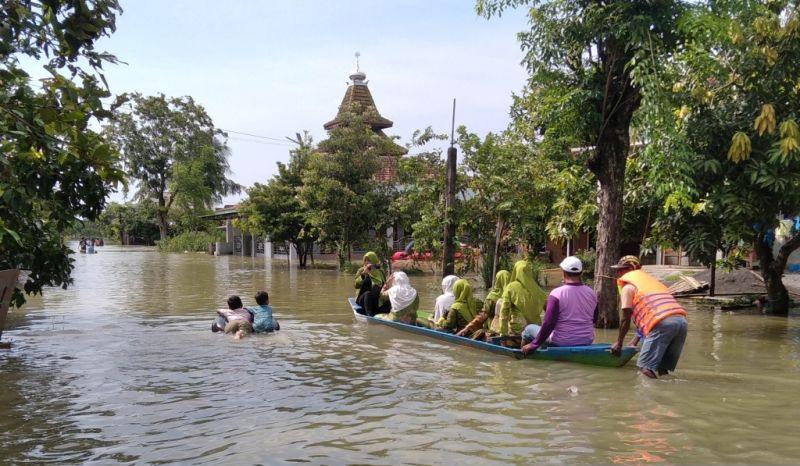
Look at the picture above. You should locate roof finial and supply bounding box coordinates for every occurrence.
[349,52,367,85]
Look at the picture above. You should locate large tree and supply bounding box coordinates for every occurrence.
[478,0,688,327]
[1,0,124,307]
[299,107,397,267]
[647,1,800,314]
[107,93,239,240]
[239,133,318,268]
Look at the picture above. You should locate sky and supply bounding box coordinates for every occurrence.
[87,0,532,205]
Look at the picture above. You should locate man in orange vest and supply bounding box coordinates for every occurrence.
[610,255,688,378]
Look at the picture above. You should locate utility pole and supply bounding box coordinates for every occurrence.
[442,99,457,277]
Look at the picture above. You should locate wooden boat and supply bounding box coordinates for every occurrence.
[349,298,637,367]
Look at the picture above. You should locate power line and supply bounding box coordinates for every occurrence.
[227,136,293,147]
[220,128,290,143]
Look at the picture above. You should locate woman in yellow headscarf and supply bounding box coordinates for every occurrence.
[456,269,511,339]
[355,251,389,316]
[495,260,547,346]
[436,279,482,334]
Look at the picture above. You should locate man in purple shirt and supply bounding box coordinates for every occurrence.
[521,256,598,354]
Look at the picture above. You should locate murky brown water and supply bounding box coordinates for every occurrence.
[1,245,799,465]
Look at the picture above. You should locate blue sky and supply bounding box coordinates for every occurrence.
[89,0,531,205]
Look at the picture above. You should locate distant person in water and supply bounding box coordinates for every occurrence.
[87,238,96,254]
[355,251,390,316]
[79,237,87,253]
[213,295,254,339]
[376,271,419,325]
[248,291,280,333]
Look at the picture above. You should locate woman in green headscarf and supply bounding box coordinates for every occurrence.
[355,251,389,316]
[436,279,482,334]
[456,270,511,339]
[495,260,547,345]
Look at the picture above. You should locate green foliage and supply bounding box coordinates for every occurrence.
[156,230,220,253]
[391,127,452,262]
[238,133,318,267]
[642,1,800,313]
[646,2,800,258]
[0,0,124,307]
[478,0,690,327]
[458,127,556,286]
[574,249,597,283]
[106,93,240,240]
[340,261,362,274]
[299,106,397,266]
[96,201,160,245]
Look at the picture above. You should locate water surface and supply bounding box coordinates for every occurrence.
[1,246,799,464]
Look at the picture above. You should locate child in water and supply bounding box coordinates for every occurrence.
[248,291,280,333]
[215,295,253,340]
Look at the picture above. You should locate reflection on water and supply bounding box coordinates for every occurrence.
[1,245,800,464]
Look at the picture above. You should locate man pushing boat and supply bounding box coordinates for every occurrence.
[610,256,688,378]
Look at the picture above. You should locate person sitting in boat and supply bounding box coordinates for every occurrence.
[521,256,597,354]
[212,295,254,339]
[456,269,510,339]
[436,279,482,334]
[496,260,548,347]
[417,274,459,328]
[248,291,280,333]
[355,251,390,316]
[375,271,419,325]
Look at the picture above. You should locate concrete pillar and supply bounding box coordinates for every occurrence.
[265,238,273,259]
[288,242,298,265]
[225,219,234,242]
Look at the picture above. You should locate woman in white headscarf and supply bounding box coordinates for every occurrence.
[375,271,419,325]
[433,275,459,323]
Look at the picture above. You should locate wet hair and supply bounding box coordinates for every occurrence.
[227,295,243,310]
[255,291,269,305]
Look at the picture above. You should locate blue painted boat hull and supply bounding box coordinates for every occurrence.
[349,298,637,367]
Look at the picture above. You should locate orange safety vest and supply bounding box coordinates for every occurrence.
[618,270,687,336]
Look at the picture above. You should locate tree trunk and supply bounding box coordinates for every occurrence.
[156,195,168,241]
[492,217,504,284]
[587,40,640,329]
[592,171,625,328]
[709,262,716,297]
[754,232,800,315]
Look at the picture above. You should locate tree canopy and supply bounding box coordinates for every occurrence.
[1,0,124,307]
[238,132,318,267]
[478,0,689,326]
[645,0,800,313]
[106,93,240,240]
[299,107,397,266]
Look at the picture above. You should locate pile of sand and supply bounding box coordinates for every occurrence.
[691,268,766,295]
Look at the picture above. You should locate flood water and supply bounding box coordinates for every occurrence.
[2,245,800,465]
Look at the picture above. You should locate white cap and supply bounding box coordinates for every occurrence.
[559,256,583,273]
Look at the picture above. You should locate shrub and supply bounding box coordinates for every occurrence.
[157,231,218,253]
[341,261,362,274]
